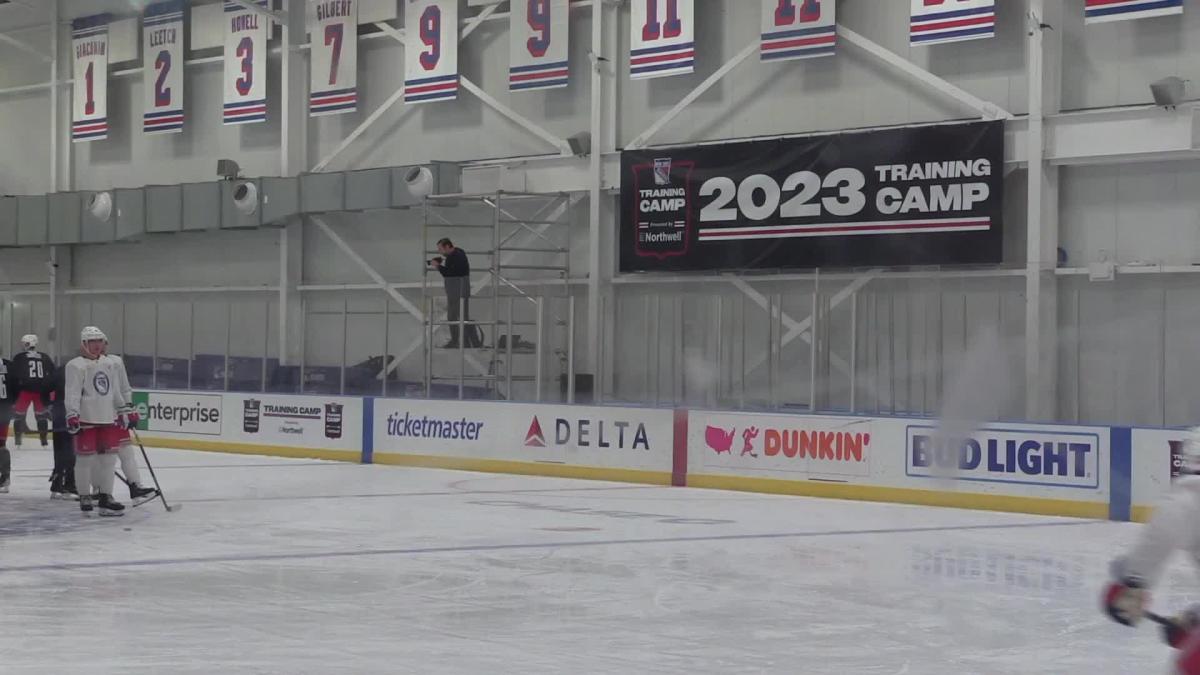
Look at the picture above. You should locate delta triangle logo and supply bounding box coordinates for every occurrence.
[525,416,546,447]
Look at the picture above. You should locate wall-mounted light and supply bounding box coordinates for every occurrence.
[405,166,434,198]
[87,191,113,221]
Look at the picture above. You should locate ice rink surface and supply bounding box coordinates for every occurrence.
[0,446,1192,674]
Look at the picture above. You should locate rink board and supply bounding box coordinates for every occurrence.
[134,390,362,462]
[369,398,675,485]
[686,410,1111,519]
[126,387,1179,521]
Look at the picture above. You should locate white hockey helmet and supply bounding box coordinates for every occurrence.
[80,326,107,357]
[20,334,37,350]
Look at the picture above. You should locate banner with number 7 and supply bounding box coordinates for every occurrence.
[630,0,694,80]
[310,0,358,116]
[71,14,110,142]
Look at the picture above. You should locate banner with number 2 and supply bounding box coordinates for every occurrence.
[405,0,459,104]
[143,0,186,134]
[310,0,358,116]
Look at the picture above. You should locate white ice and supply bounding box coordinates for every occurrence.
[0,445,1192,674]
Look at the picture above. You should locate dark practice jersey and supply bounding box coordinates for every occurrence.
[11,350,56,394]
[0,358,15,405]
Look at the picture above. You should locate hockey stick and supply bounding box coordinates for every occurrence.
[130,429,179,513]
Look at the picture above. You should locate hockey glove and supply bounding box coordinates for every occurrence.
[119,410,140,430]
[65,415,81,434]
[1162,607,1200,649]
[1104,577,1149,627]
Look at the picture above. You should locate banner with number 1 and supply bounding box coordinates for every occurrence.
[143,0,186,134]
[71,14,110,142]
[223,0,269,125]
[310,0,358,116]
[404,0,459,104]
[629,0,694,80]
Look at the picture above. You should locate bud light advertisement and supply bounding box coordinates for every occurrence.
[905,425,1101,490]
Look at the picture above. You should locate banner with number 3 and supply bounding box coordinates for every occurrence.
[630,0,694,80]
[509,0,569,92]
[223,0,269,125]
[310,0,358,116]
[143,0,186,134]
[405,0,459,104]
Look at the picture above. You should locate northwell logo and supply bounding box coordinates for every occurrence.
[524,416,650,450]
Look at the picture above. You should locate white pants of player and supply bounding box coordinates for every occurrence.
[72,443,144,497]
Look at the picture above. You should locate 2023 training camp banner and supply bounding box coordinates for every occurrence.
[620,121,1004,272]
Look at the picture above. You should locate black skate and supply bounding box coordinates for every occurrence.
[0,476,9,494]
[128,483,159,506]
[79,495,94,515]
[49,470,67,500]
[97,494,125,517]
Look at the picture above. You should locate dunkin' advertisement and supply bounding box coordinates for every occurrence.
[691,411,874,479]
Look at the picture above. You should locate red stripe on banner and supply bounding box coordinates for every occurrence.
[224,105,267,115]
[145,115,184,124]
[405,81,458,95]
[1086,0,1141,6]
[763,34,836,49]
[72,122,107,132]
[700,219,990,238]
[311,94,357,105]
[912,15,994,32]
[631,49,695,66]
[672,408,688,488]
[509,68,570,83]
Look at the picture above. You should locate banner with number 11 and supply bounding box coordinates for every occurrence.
[630,0,694,80]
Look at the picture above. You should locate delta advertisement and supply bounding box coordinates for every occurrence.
[372,399,674,473]
[131,390,361,452]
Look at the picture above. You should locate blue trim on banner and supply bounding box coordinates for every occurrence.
[145,0,187,19]
[510,79,570,91]
[362,398,374,464]
[762,25,836,40]
[143,15,184,28]
[404,73,458,86]
[762,48,835,61]
[631,41,695,57]
[631,60,694,75]
[911,26,994,43]
[1110,427,1132,522]
[1088,0,1182,18]
[912,6,994,22]
[510,60,570,73]
[71,14,111,32]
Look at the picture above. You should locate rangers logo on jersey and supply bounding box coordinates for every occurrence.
[760,0,836,62]
[1085,0,1183,24]
[910,0,995,46]
[93,371,111,396]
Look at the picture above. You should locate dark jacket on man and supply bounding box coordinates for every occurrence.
[437,247,480,347]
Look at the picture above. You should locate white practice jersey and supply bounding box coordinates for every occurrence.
[1115,476,1200,587]
[65,354,129,425]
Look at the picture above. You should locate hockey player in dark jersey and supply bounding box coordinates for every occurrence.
[0,356,14,493]
[47,365,76,500]
[11,334,56,447]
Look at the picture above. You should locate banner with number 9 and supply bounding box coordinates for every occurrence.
[405,0,459,104]
[509,0,570,92]
[223,0,269,125]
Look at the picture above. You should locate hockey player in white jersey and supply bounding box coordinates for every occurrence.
[65,326,134,517]
[1104,428,1200,674]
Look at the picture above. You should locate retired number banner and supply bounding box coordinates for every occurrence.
[910,0,994,46]
[620,121,1005,272]
[224,0,269,125]
[509,0,570,91]
[405,0,459,103]
[1085,0,1182,24]
[143,0,186,134]
[630,0,694,79]
[761,0,836,62]
[71,14,110,142]
[310,0,358,115]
